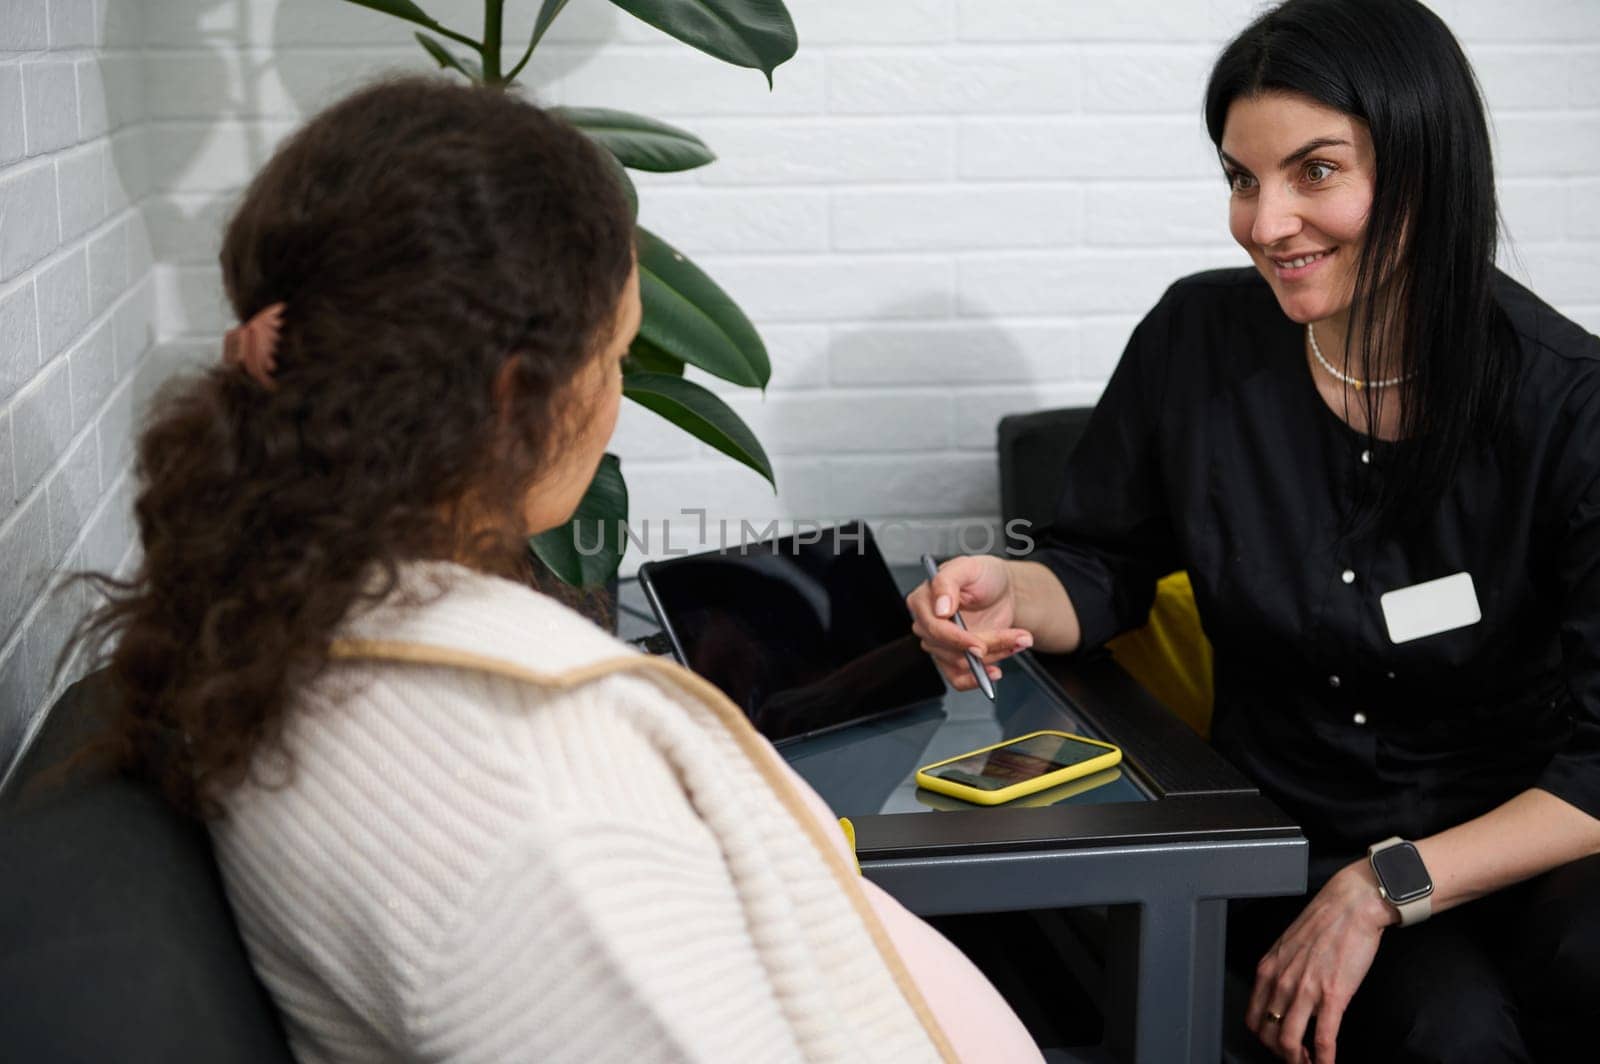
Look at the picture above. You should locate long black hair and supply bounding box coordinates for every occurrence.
[1204,0,1518,533]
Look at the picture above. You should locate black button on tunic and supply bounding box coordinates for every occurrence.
[1031,267,1600,866]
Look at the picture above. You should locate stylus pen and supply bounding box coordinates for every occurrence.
[921,553,996,701]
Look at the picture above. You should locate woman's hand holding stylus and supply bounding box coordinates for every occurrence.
[906,555,1036,692]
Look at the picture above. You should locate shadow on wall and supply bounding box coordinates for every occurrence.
[1,2,623,778]
[0,0,156,781]
[141,0,614,384]
[610,298,843,570]
[819,293,1078,566]
[607,290,1049,570]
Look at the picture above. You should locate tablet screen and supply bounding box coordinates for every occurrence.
[639,522,947,744]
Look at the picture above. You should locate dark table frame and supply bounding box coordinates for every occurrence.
[852,652,1305,1063]
[617,580,1306,1064]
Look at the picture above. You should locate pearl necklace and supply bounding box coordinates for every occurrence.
[1307,323,1411,392]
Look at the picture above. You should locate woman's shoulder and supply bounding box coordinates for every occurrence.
[1160,266,1277,315]
[337,559,644,680]
[208,631,729,1054]
[1487,274,1600,511]
[319,559,697,775]
[1495,270,1600,373]
[212,574,717,916]
[324,562,726,750]
[1165,265,1271,298]
[1131,266,1284,350]
[1495,272,1600,432]
[221,560,697,826]
[224,641,693,844]
[1112,266,1285,391]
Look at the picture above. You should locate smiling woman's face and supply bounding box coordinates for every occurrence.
[1220,91,1376,327]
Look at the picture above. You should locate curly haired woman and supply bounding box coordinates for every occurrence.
[74,78,1041,1064]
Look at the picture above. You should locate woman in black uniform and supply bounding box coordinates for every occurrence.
[908,1,1600,1061]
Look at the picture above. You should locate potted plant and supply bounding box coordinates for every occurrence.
[342,0,790,599]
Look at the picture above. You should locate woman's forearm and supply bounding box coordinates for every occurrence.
[1006,560,1083,655]
[1414,788,1600,915]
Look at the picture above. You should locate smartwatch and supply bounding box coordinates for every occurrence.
[1367,837,1433,926]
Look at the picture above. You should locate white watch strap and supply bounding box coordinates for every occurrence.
[1394,890,1431,926]
[1368,836,1432,927]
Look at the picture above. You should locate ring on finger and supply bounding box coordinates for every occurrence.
[1263,1010,1283,1025]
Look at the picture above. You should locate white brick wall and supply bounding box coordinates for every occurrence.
[130,0,1600,576]
[8,3,1593,770]
[0,0,154,774]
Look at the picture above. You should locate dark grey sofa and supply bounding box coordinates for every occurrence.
[0,669,295,1063]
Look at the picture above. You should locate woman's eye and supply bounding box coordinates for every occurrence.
[1227,171,1256,194]
[1305,162,1334,183]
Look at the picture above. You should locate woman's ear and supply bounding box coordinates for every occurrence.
[492,355,518,409]
[491,355,524,436]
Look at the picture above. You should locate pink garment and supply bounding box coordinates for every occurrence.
[779,761,1046,1064]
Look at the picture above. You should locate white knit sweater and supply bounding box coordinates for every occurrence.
[209,562,967,1064]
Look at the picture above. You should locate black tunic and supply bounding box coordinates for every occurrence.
[1030,267,1600,865]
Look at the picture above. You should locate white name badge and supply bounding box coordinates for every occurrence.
[1380,572,1481,644]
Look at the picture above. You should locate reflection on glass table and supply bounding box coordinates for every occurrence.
[781,659,1151,817]
[618,559,1153,816]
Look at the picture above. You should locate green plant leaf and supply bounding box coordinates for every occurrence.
[342,0,482,50]
[556,107,715,173]
[607,0,797,85]
[637,226,769,389]
[597,150,638,218]
[625,336,685,376]
[623,371,775,487]
[506,0,573,82]
[415,32,483,81]
[530,452,628,586]
[530,0,574,49]
[344,0,438,25]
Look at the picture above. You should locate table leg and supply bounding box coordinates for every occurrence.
[1104,897,1227,1064]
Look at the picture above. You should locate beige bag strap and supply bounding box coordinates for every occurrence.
[330,637,960,1064]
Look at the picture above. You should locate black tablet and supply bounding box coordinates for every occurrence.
[637,521,947,745]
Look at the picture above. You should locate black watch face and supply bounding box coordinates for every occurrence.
[1372,841,1432,903]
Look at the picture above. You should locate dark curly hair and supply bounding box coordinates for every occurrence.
[65,77,635,814]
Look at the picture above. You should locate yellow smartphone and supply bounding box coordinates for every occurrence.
[914,730,1123,806]
[915,766,1123,811]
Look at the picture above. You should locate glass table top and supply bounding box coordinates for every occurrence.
[779,660,1151,816]
[618,563,1153,818]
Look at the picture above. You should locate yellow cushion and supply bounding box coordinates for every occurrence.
[1105,572,1214,738]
